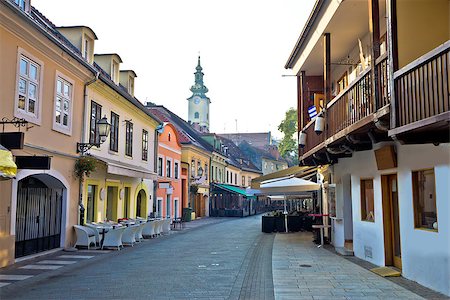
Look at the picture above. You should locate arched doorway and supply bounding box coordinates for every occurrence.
[136,189,147,218]
[15,174,65,258]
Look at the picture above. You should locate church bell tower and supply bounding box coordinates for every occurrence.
[187,56,210,133]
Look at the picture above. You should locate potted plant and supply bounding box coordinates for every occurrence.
[74,156,97,181]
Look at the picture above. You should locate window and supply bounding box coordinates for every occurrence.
[112,61,118,83]
[89,101,102,144]
[174,162,179,179]
[166,159,172,178]
[168,133,171,141]
[123,187,130,218]
[235,173,237,185]
[83,38,89,61]
[412,169,437,230]
[157,157,163,176]
[248,176,251,186]
[191,160,196,177]
[14,0,26,10]
[86,185,97,223]
[242,176,246,186]
[17,54,40,118]
[194,112,199,119]
[204,164,208,180]
[142,130,148,161]
[226,171,229,183]
[125,121,133,156]
[54,75,73,133]
[360,179,375,222]
[110,112,119,152]
[166,195,171,218]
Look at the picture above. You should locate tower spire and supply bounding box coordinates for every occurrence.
[191,56,208,95]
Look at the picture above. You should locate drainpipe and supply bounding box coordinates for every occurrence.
[78,72,99,225]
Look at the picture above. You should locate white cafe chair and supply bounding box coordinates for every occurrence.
[74,225,96,249]
[122,225,139,246]
[162,219,171,234]
[142,221,156,238]
[101,226,126,250]
[135,222,146,242]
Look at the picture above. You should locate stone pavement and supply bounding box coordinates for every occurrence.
[0,216,448,300]
[272,232,423,300]
[0,215,269,299]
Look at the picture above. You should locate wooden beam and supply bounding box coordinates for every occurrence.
[388,0,399,129]
[323,33,331,109]
[369,0,381,109]
[300,71,306,129]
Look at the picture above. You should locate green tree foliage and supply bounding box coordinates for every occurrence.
[278,108,298,165]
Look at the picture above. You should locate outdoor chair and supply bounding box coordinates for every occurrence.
[84,223,101,245]
[142,221,156,238]
[122,225,139,246]
[101,226,126,250]
[162,219,171,234]
[154,220,163,236]
[73,225,96,249]
[135,222,146,241]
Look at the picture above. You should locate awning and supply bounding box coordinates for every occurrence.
[0,144,17,179]
[92,155,157,180]
[212,183,256,198]
[257,176,320,196]
[251,166,317,189]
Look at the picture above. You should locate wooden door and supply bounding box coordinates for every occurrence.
[382,174,402,269]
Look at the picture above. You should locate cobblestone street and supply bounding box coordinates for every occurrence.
[0,216,447,300]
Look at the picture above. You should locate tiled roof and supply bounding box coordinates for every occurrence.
[146,106,211,152]
[218,136,262,173]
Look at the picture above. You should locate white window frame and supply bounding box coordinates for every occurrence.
[166,158,172,178]
[15,48,44,125]
[83,36,90,61]
[156,197,163,218]
[157,155,164,177]
[174,198,179,219]
[52,71,74,135]
[111,60,119,83]
[174,160,180,179]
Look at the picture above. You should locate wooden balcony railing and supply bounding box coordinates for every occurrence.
[394,41,449,128]
[326,67,373,137]
[376,54,390,108]
[302,119,325,154]
[299,55,391,159]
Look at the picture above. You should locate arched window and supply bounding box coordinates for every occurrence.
[194,112,199,119]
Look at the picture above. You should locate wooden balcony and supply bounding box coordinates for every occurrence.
[301,119,325,157]
[300,55,391,165]
[389,41,450,143]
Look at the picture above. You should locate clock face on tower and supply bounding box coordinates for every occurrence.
[194,97,200,104]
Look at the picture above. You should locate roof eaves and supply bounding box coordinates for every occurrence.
[284,0,325,69]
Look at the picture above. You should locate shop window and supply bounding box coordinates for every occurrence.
[360,179,374,222]
[412,169,437,231]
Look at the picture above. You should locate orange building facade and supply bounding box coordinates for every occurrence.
[156,123,182,219]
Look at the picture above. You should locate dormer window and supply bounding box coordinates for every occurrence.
[83,38,89,61]
[111,61,118,83]
[14,0,27,11]
[128,76,134,94]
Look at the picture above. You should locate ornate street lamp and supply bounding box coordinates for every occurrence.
[76,116,111,155]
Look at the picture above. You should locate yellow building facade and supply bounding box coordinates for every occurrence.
[0,1,97,266]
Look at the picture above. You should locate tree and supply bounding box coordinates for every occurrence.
[278,108,298,165]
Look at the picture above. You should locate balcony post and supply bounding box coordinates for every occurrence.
[323,33,331,139]
[299,71,306,129]
[369,0,381,110]
[387,0,398,129]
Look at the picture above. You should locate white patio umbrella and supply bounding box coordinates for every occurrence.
[260,176,320,233]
